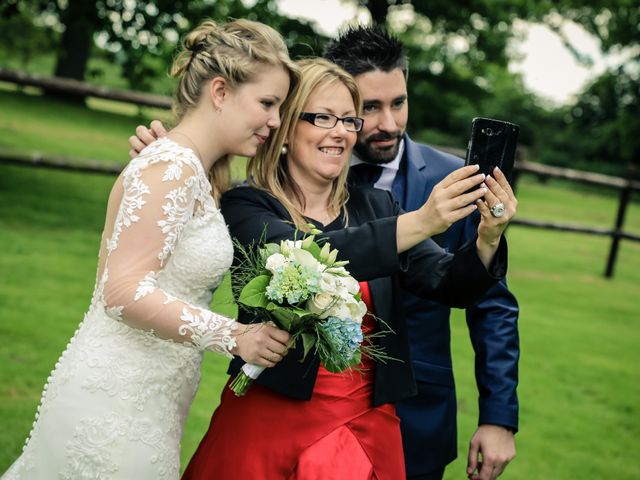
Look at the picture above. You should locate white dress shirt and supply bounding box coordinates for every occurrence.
[350,139,405,192]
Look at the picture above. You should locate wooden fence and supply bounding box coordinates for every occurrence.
[0,67,171,109]
[510,162,639,277]
[1,68,639,278]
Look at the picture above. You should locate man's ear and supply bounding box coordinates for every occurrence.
[208,76,227,111]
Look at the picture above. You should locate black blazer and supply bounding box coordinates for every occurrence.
[220,185,507,406]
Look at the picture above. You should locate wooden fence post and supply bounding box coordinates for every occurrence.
[605,163,636,278]
[510,148,526,194]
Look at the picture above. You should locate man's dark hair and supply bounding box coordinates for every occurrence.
[323,24,408,79]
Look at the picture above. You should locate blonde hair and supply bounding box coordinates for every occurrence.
[170,18,299,201]
[247,57,362,228]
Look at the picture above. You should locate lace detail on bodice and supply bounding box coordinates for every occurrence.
[95,137,237,353]
[157,176,202,264]
[105,170,149,254]
[2,138,236,479]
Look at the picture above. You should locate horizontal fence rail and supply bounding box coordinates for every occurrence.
[1,68,638,277]
[509,217,640,242]
[0,149,123,176]
[511,161,639,277]
[514,160,640,191]
[0,68,172,109]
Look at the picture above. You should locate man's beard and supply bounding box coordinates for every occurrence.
[354,131,403,165]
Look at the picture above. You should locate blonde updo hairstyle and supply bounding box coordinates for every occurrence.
[171,18,299,200]
[247,58,362,228]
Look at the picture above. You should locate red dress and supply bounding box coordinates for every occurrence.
[182,282,405,480]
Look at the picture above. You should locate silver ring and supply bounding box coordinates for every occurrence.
[490,202,506,218]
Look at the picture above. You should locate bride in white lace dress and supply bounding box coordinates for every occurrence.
[2,18,297,480]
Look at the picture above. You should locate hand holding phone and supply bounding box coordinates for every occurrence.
[464,117,519,183]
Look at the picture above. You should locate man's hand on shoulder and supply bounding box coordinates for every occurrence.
[128,120,167,158]
[466,424,516,480]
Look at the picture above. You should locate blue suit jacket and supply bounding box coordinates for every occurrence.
[364,135,520,477]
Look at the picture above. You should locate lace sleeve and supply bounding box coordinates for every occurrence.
[99,153,237,356]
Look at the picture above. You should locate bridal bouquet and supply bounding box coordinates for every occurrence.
[229,227,389,396]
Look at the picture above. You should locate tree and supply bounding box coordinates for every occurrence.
[54,0,99,81]
[6,0,325,91]
[0,0,57,68]
[548,68,640,175]
[528,1,640,174]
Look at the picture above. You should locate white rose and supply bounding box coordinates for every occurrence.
[319,272,338,295]
[307,292,334,318]
[291,248,322,271]
[326,301,350,320]
[339,275,360,295]
[334,284,348,302]
[346,299,368,323]
[265,253,287,273]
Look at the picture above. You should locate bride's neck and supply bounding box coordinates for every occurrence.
[170,113,225,171]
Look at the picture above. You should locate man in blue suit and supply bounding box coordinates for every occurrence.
[324,25,519,480]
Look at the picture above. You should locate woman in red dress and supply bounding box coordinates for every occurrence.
[185,282,403,479]
[183,58,516,479]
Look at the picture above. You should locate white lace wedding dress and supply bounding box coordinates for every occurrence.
[2,138,237,479]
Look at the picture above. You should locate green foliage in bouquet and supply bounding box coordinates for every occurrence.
[231,226,394,374]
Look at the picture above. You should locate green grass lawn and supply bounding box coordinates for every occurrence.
[0,85,249,179]
[0,85,168,163]
[1,91,639,478]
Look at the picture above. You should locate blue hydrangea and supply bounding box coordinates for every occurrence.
[265,262,322,305]
[319,316,363,364]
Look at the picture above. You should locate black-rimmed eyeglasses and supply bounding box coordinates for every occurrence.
[299,112,364,132]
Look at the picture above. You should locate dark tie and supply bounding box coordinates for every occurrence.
[349,163,383,187]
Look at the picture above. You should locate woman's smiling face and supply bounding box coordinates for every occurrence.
[219,64,290,158]
[287,80,358,187]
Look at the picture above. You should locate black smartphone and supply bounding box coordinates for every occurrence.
[464,117,520,183]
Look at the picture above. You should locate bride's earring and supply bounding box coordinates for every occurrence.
[281,145,288,155]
